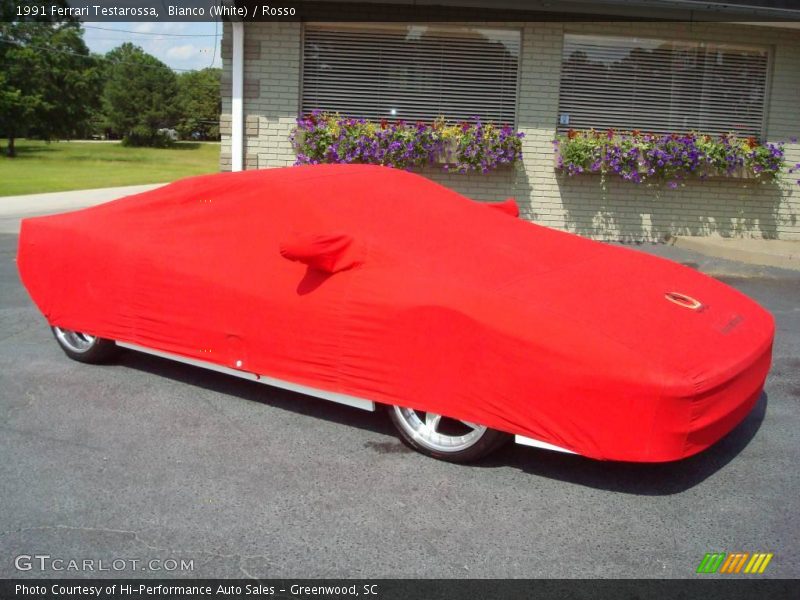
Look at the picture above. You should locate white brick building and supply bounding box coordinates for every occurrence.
[220,1,800,241]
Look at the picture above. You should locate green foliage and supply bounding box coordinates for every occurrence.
[554,129,789,186]
[175,68,221,141]
[102,43,179,147]
[0,139,220,196]
[293,113,524,173]
[1,4,220,152]
[121,127,175,148]
[0,3,100,156]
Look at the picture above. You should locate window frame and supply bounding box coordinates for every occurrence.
[557,31,774,139]
[299,22,523,128]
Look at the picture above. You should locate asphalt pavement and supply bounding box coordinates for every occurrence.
[1,229,798,579]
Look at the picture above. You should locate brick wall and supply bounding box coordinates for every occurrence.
[221,21,800,241]
[220,21,301,171]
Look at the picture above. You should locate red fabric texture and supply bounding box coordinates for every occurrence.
[280,231,363,274]
[488,198,520,218]
[17,164,774,462]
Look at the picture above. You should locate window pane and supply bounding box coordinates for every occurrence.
[558,34,769,136]
[302,25,520,124]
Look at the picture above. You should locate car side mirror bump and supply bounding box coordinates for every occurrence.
[487,198,519,218]
[279,231,363,274]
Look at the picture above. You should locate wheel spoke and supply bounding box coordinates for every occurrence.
[425,412,442,433]
[460,420,482,431]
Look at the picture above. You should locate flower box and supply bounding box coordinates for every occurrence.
[554,155,763,181]
[292,112,524,174]
[553,130,788,186]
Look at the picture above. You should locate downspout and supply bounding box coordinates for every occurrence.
[231,21,244,172]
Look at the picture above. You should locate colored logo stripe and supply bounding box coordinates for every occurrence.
[744,553,773,574]
[697,552,773,574]
[720,553,749,573]
[697,553,726,573]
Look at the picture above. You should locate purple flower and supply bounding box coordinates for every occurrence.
[292,113,523,173]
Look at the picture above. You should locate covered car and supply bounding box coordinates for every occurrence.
[17,164,774,463]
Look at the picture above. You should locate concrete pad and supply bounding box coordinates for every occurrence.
[672,236,800,272]
[0,184,165,233]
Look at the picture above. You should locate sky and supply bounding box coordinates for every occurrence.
[82,21,222,71]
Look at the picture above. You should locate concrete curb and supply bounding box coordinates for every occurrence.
[0,184,166,234]
[0,184,165,216]
[671,236,800,272]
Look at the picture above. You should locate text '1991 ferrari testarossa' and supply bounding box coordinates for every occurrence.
[18,164,774,463]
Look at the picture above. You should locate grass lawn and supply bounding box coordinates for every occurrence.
[0,139,221,196]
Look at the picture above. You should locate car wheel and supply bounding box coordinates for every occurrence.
[51,327,118,364]
[387,405,509,463]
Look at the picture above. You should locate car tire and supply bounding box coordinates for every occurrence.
[387,404,510,463]
[51,327,118,364]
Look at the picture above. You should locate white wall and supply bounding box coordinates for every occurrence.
[220,21,800,241]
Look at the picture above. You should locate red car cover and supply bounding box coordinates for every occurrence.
[17,165,774,462]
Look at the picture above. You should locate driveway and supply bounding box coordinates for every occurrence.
[1,220,798,578]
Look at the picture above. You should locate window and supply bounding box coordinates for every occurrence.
[558,34,770,137]
[301,25,520,124]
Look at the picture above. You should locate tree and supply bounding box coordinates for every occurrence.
[175,68,221,141]
[0,2,100,156]
[102,43,179,146]
[0,45,40,157]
